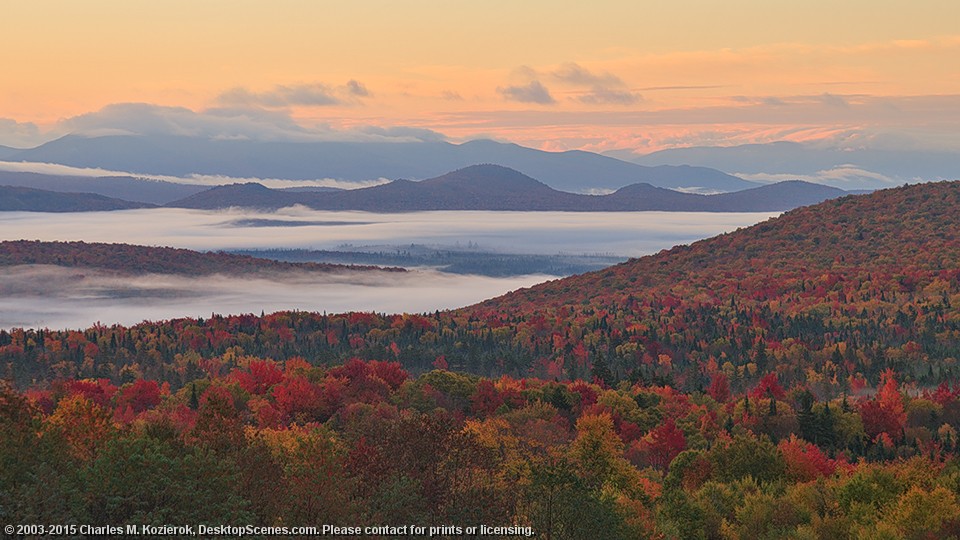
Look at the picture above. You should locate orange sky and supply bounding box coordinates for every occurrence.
[2,1,959,152]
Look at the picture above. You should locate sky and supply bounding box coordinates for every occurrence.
[2,1,959,154]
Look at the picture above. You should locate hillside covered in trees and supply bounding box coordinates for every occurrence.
[3,358,959,537]
[6,182,958,394]
[4,181,960,537]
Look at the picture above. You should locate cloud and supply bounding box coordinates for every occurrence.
[553,62,623,87]
[357,125,447,143]
[818,93,849,108]
[0,118,45,148]
[346,80,370,97]
[216,80,372,107]
[58,103,445,144]
[639,85,727,91]
[63,103,318,141]
[551,62,642,105]
[737,166,900,188]
[731,93,849,108]
[578,87,641,105]
[434,93,960,153]
[497,81,556,104]
[218,85,341,107]
[0,159,391,190]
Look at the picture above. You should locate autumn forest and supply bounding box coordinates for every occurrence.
[3,182,960,538]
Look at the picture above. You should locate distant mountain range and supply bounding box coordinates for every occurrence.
[4,134,756,193]
[0,170,208,205]
[0,185,154,212]
[622,141,960,190]
[170,164,849,212]
[0,145,18,160]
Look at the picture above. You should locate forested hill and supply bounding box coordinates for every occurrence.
[6,183,960,538]
[0,185,154,211]
[0,240,403,275]
[452,180,960,391]
[3,182,960,400]
[474,180,959,312]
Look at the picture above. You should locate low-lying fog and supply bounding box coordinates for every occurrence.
[0,208,776,329]
[0,265,552,330]
[0,207,776,256]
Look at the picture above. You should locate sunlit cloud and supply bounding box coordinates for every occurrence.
[218,84,342,107]
[424,93,960,153]
[497,81,556,105]
[217,80,372,108]
[576,87,641,105]
[55,103,446,144]
[345,80,370,97]
[551,62,642,105]
[0,118,44,148]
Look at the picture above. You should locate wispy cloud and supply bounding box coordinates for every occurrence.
[218,84,341,107]
[59,103,445,144]
[429,93,960,153]
[638,85,727,91]
[0,118,45,148]
[737,166,900,187]
[577,87,641,105]
[217,80,371,107]
[497,81,556,104]
[551,62,642,105]
[345,80,370,97]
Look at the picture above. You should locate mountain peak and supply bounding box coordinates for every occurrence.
[423,164,548,190]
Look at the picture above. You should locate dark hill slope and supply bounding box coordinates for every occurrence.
[309,164,586,211]
[0,240,402,276]
[601,180,845,211]
[708,180,846,211]
[0,170,207,204]
[169,182,304,209]
[0,185,153,211]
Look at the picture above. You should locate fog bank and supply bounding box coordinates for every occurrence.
[0,265,552,330]
[0,207,777,257]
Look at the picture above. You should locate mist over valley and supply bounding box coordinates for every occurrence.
[0,207,775,329]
